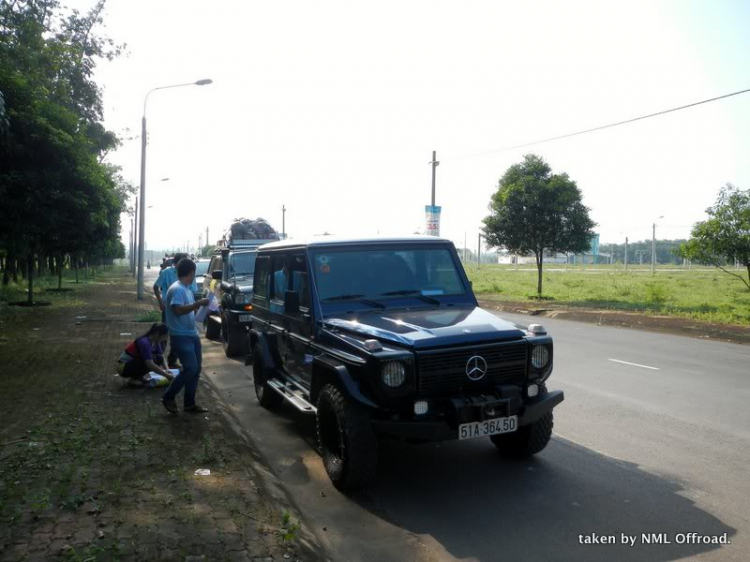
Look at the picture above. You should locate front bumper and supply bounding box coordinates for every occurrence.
[371,390,564,442]
[223,309,253,326]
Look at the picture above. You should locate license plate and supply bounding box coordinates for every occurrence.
[458,416,518,440]
[239,315,252,322]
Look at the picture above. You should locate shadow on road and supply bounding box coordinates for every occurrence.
[351,436,736,562]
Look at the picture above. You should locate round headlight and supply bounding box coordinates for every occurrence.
[531,345,550,369]
[381,362,406,388]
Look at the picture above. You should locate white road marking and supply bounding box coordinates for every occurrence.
[608,358,660,371]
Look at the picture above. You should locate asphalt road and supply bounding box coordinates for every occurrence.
[194,302,749,562]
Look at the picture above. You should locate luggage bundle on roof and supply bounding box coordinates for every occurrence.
[222,218,280,247]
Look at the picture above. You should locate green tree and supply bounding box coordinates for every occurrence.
[483,154,596,295]
[0,0,125,300]
[677,184,750,291]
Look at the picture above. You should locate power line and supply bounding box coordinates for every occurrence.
[451,86,750,160]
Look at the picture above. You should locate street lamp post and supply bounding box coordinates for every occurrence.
[133,196,138,279]
[136,79,213,300]
[651,215,664,275]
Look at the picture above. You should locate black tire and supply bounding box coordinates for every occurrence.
[316,384,377,491]
[252,343,283,408]
[205,313,221,341]
[490,412,553,459]
[222,314,246,357]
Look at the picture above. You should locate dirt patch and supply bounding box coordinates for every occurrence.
[478,298,750,345]
[0,270,315,561]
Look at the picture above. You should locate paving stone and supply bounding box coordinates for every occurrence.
[52,522,77,539]
[223,533,246,552]
[215,518,239,534]
[225,551,252,562]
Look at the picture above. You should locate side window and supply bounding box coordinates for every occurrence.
[253,256,271,306]
[289,253,311,312]
[270,254,288,312]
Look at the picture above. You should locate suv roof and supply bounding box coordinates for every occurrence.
[258,235,450,251]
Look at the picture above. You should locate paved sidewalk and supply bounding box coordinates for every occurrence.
[0,269,316,562]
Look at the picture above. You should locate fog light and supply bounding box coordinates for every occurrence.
[414,401,428,415]
[528,384,539,398]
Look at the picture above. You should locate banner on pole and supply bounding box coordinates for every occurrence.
[425,205,442,237]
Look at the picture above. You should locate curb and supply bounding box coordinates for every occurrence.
[200,365,330,562]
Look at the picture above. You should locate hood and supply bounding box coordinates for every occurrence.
[324,305,526,349]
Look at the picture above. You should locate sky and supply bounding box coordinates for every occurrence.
[69,0,750,254]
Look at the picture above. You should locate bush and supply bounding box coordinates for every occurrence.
[644,283,668,305]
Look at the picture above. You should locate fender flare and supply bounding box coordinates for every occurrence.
[247,329,276,369]
[312,355,378,409]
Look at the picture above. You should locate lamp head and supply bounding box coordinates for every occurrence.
[195,79,213,86]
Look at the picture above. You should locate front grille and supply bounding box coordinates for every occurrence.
[416,341,527,397]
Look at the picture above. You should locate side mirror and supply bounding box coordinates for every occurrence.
[212,270,222,280]
[285,290,300,316]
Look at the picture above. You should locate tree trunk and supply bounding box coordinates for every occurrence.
[27,255,34,304]
[536,250,543,296]
[75,260,79,284]
[58,254,64,290]
[2,252,11,286]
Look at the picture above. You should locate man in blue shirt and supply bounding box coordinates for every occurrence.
[153,253,197,367]
[161,258,209,414]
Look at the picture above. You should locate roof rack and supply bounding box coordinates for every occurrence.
[217,238,279,249]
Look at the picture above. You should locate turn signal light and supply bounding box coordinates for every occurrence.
[243,305,253,311]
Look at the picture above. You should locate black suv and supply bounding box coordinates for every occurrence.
[248,236,564,490]
[204,243,264,357]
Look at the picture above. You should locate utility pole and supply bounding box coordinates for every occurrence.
[651,216,663,275]
[429,151,439,207]
[624,237,629,271]
[282,205,286,238]
[129,220,134,272]
[206,227,209,249]
[133,196,138,279]
[477,233,481,268]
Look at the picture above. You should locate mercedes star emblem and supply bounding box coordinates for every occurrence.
[466,355,488,381]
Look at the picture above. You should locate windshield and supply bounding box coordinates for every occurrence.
[228,252,257,278]
[312,247,467,304]
[194,260,210,276]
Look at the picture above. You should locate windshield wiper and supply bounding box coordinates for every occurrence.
[323,294,386,309]
[380,289,441,305]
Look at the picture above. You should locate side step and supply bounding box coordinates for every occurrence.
[267,379,317,414]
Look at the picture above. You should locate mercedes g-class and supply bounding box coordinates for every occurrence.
[203,238,276,356]
[248,236,564,490]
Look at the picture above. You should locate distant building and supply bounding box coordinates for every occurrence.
[496,233,603,265]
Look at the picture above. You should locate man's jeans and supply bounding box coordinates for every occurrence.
[162,335,202,407]
[161,310,179,366]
